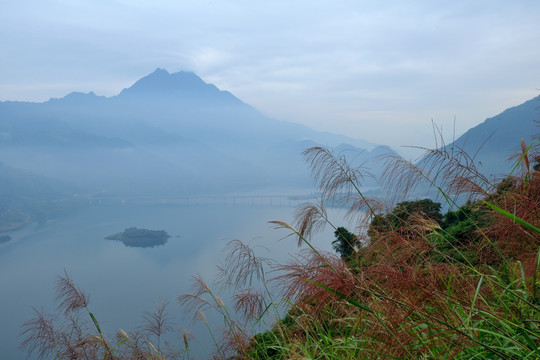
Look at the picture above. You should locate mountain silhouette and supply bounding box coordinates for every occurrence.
[0,69,384,196]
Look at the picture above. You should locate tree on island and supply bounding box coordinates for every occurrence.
[105,227,170,248]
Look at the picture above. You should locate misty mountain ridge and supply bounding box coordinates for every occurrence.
[0,67,537,234]
[0,68,389,196]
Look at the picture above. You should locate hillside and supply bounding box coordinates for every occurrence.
[0,162,79,232]
[443,95,540,178]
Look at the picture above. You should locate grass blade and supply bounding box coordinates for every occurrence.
[483,201,540,234]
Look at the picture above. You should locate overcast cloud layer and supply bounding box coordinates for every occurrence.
[1,1,539,155]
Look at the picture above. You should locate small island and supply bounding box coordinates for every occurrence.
[105,227,170,248]
[0,235,11,244]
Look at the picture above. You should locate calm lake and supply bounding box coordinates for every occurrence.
[0,198,346,359]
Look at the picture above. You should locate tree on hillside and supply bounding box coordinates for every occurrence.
[332,227,358,260]
[368,199,442,238]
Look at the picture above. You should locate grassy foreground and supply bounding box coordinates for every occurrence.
[20,139,539,359]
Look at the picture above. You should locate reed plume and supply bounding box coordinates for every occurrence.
[55,270,90,315]
[141,299,173,354]
[19,307,59,359]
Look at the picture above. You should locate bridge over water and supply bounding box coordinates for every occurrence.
[81,194,319,208]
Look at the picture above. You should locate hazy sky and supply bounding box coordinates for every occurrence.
[1,1,539,154]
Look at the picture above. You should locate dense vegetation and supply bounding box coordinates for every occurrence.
[20,137,539,359]
[105,227,170,248]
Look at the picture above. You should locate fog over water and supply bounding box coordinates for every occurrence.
[0,200,347,359]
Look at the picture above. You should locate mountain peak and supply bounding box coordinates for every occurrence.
[118,69,217,99]
[151,67,169,75]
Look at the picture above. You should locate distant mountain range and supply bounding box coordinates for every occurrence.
[0,68,390,197]
[0,68,537,215]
